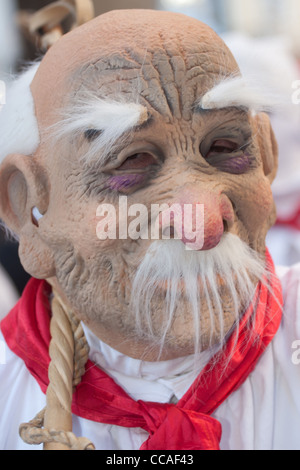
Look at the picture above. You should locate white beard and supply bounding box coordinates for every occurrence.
[130,233,267,357]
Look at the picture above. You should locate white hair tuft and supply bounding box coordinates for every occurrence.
[199,74,286,114]
[50,94,148,165]
[0,63,40,163]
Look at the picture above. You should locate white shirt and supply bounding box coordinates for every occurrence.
[0,264,18,321]
[1,264,300,450]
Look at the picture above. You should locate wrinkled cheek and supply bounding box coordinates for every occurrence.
[232,180,275,240]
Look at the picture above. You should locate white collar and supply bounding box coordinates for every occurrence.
[82,323,217,404]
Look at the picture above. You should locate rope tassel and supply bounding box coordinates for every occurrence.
[19,408,95,450]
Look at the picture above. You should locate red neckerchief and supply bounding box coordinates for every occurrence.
[1,250,283,450]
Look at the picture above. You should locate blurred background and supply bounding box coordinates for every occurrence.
[0,0,300,318]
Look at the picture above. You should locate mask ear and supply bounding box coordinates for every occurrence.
[252,112,278,183]
[0,153,55,279]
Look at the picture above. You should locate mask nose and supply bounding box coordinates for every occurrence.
[157,190,234,251]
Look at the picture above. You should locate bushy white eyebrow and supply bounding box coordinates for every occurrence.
[52,95,149,165]
[198,75,284,114]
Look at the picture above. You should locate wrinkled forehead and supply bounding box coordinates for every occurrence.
[71,44,236,121]
[31,10,239,127]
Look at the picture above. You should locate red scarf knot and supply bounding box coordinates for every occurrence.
[138,401,222,450]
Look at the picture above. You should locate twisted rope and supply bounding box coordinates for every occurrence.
[19,290,95,450]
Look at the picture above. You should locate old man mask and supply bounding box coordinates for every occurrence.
[0,9,280,366]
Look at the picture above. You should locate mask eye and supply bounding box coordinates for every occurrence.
[206,139,239,157]
[201,138,251,174]
[117,152,158,171]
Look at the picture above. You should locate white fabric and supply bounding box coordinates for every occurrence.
[267,227,300,267]
[0,264,18,321]
[0,63,40,163]
[1,264,300,450]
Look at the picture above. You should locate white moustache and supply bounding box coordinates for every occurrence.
[130,233,266,356]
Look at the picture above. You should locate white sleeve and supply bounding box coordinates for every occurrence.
[0,265,19,321]
[0,330,46,450]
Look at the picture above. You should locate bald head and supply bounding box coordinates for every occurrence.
[31,9,240,129]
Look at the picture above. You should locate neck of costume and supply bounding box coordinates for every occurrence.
[1,250,283,450]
